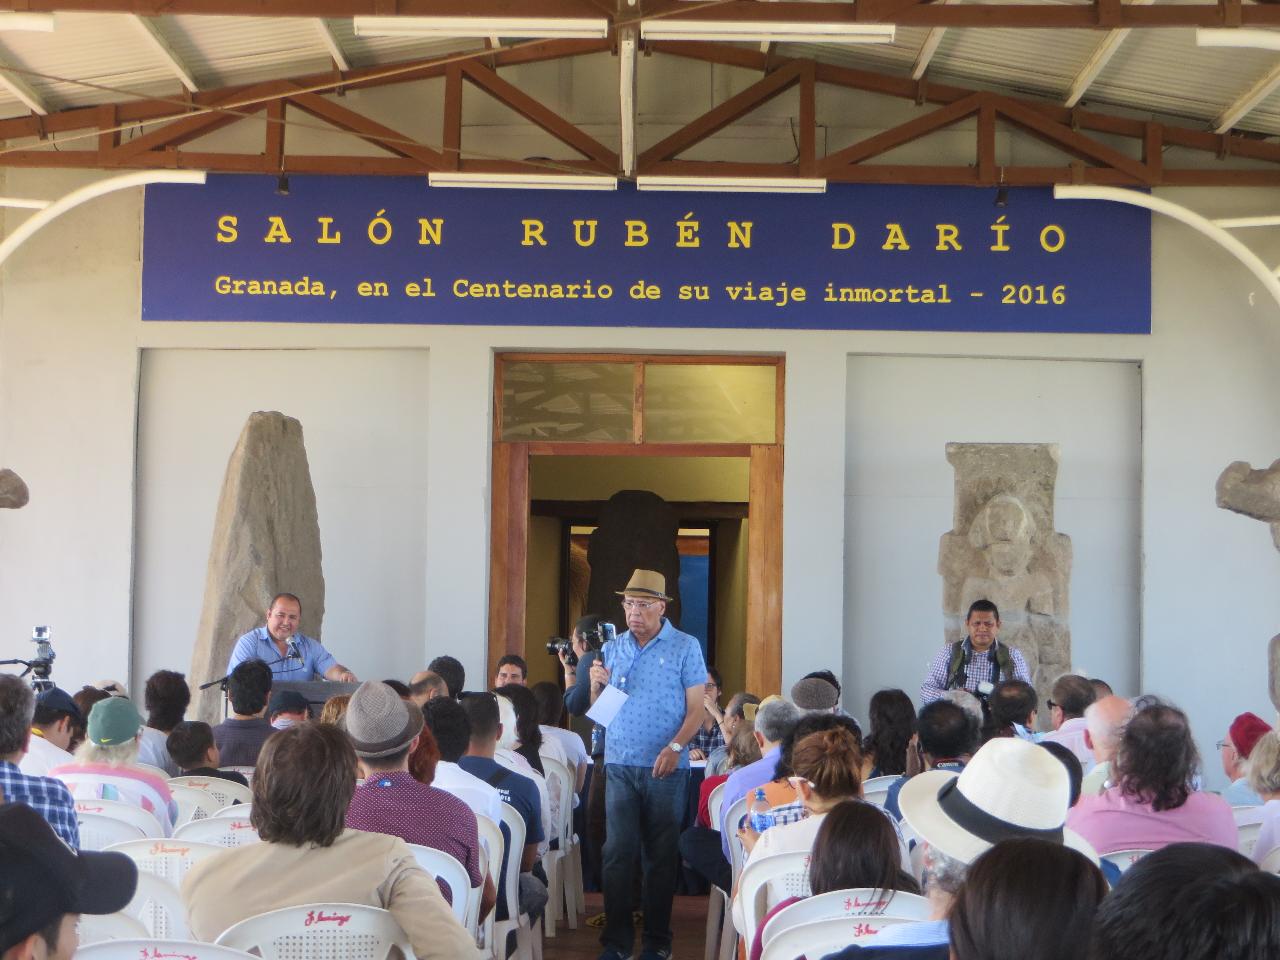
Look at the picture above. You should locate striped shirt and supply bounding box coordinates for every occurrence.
[0,760,80,848]
[920,638,1030,704]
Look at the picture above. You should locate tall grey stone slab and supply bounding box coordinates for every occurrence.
[0,469,28,509]
[190,412,325,723]
[939,443,1072,705]
[1216,458,1280,710]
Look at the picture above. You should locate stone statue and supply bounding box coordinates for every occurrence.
[0,469,29,510]
[939,443,1072,702]
[1215,458,1280,712]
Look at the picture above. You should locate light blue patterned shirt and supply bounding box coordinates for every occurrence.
[600,618,706,768]
[226,626,337,680]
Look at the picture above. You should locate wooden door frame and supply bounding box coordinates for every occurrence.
[487,355,784,696]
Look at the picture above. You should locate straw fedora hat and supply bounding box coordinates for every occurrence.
[898,736,1098,865]
[616,569,671,601]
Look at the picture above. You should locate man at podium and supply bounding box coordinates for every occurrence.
[226,593,358,682]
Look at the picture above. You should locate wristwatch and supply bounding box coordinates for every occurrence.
[668,741,683,753]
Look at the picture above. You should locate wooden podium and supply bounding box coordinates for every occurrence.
[274,680,361,712]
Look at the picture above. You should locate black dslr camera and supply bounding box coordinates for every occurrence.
[546,621,617,667]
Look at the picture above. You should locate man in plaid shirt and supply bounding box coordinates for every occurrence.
[0,675,80,848]
[920,600,1030,705]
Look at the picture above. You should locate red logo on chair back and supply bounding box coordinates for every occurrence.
[138,948,198,959]
[75,804,104,813]
[229,821,254,830]
[842,895,890,914]
[303,910,352,927]
[186,780,209,789]
[851,922,882,938]
[148,843,191,856]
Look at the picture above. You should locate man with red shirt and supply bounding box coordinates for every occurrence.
[343,680,495,921]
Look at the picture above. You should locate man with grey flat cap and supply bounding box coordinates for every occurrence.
[589,569,706,960]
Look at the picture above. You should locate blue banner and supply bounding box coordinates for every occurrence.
[142,175,1150,333]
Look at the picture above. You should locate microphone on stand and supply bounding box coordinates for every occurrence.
[286,637,302,661]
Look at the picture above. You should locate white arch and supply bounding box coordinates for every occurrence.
[1053,184,1280,311]
[0,170,206,269]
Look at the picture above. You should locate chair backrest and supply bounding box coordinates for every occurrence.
[407,844,470,924]
[215,902,414,960]
[77,911,150,945]
[540,755,574,845]
[760,915,916,960]
[212,802,253,819]
[707,782,728,833]
[170,775,255,809]
[220,766,255,783]
[75,799,165,839]
[75,939,257,959]
[1233,804,1267,825]
[170,783,222,826]
[737,850,812,938]
[721,794,750,881]
[861,775,898,809]
[475,813,504,892]
[134,762,171,781]
[1238,821,1263,856]
[1259,845,1280,874]
[121,870,191,939]
[760,888,933,951]
[77,813,148,851]
[105,837,225,889]
[173,814,260,848]
[497,801,528,922]
[1100,849,1152,873]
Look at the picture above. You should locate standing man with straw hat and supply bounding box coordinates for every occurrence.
[589,569,706,960]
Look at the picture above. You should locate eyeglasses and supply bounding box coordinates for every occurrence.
[1216,739,1231,751]
[621,599,659,611]
[1046,700,1058,711]
[704,682,719,691]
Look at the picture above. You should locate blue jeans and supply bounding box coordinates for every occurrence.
[601,763,690,954]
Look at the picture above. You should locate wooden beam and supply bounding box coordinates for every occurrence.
[487,441,530,682]
[107,90,268,162]
[746,443,783,698]
[994,96,1154,183]
[1064,0,1153,108]
[1214,62,1280,133]
[0,50,47,115]
[531,499,749,520]
[288,89,447,167]
[130,14,200,92]
[442,62,461,170]
[265,98,284,168]
[820,91,986,172]
[798,60,816,175]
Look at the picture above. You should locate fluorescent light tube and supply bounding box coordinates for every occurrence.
[640,20,895,44]
[429,172,618,191]
[636,176,826,194]
[354,16,609,40]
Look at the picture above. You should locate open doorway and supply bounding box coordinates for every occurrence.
[488,354,784,696]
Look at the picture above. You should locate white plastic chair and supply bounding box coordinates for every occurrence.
[476,813,503,954]
[170,783,222,827]
[75,939,257,959]
[219,766,255,784]
[495,802,543,960]
[539,754,575,936]
[120,871,191,939]
[1239,821,1263,856]
[170,775,254,809]
[721,794,750,880]
[215,903,414,960]
[75,799,165,839]
[761,915,916,960]
[173,814,260,848]
[408,843,471,926]
[212,802,253,819]
[1259,845,1280,874]
[1100,848,1152,873]
[106,838,224,890]
[77,813,147,851]
[134,762,171,781]
[735,850,812,938]
[77,911,149,945]
[861,775,898,809]
[707,782,728,833]
[759,888,933,952]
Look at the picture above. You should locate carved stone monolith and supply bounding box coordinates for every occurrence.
[0,469,29,509]
[939,443,1072,704]
[586,490,683,628]
[1215,458,1280,712]
[190,412,325,723]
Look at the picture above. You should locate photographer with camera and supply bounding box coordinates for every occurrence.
[920,600,1030,706]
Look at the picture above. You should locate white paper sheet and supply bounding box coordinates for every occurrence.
[586,684,629,728]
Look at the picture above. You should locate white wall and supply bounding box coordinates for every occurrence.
[1,64,1278,791]
[844,356,1142,721]
[133,348,430,693]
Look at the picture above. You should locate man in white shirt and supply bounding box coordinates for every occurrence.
[423,696,503,824]
[1041,674,1096,770]
[18,688,80,777]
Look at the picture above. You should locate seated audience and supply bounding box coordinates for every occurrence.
[1080,695,1131,795]
[212,658,274,767]
[409,672,449,707]
[1066,702,1236,854]
[182,722,481,958]
[748,800,920,960]
[18,687,81,777]
[862,689,916,778]
[1246,731,1280,865]
[318,693,351,725]
[720,698,802,856]
[266,689,310,730]
[0,676,79,848]
[494,691,553,853]
[690,667,727,760]
[947,839,1106,960]
[494,654,527,688]
[1040,674,1097,768]
[497,683,559,776]
[424,655,465,699]
[424,696,503,824]
[1221,711,1271,807]
[382,679,412,698]
[984,679,1037,742]
[754,712,865,824]
[1091,677,1114,699]
[342,681,494,920]
[883,699,979,821]
[1090,842,1280,960]
[705,692,761,777]
[799,670,849,717]
[940,689,984,733]
[699,724,762,827]
[1039,741,1084,806]
[681,722,762,893]
[69,686,110,751]
[791,675,841,714]
[458,692,546,921]
[51,695,177,835]
[531,680,589,792]
[137,669,190,776]
[0,802,139,960]
[407,708,441,786]
[166,721,249,786]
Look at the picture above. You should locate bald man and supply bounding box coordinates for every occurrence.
[1080,695,1132,796]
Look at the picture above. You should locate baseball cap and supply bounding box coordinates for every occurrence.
[86,696,143,746]
[35,687,83,723]
[268,690,311,718]
[0,803,138,952]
